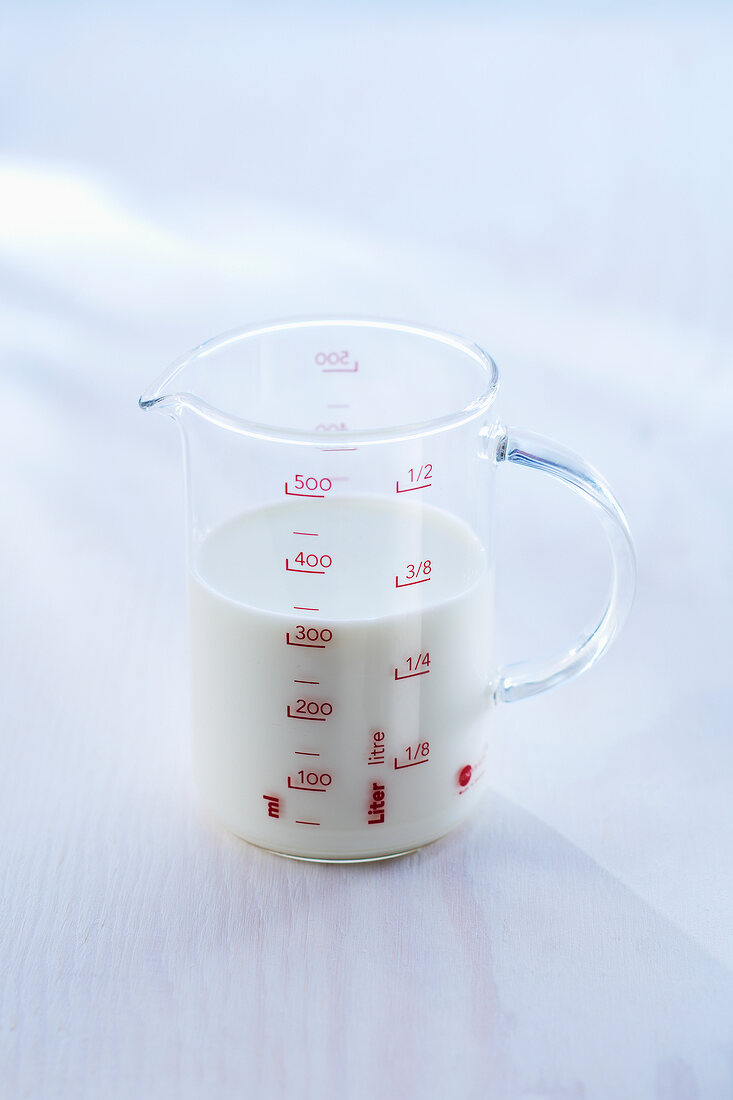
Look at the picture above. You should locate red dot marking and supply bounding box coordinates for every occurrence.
[458,765,472,788]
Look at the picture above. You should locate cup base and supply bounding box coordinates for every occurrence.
[201,785,483,862]
[216,818,459,863]
[263,844,423,864]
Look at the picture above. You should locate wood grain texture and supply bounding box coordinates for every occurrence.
[3,683,733,1100]
[5,782,733,1100]
[2,342,732,1099]
[2,325,732,1099]
[3,11,733,1094]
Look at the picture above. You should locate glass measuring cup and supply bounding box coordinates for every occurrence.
[139,317,635,862]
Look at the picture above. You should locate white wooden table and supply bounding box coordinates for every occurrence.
[2,8,732,1097]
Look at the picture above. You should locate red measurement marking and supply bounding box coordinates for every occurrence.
[458,745,489,795]
[396,464,433,493]
[288,552,332,573]
[294,679,320,685]
[286,560,326,575]
[395,560,432,587]
[294,751,321,756]
[322,361,358,373]
[287,699,332,721]
[262,794,280,819]
[285,483,326,498]
[395,575,431,588]
[367,782,385,825]
[368,729,385,766]
[288,778,328,791]
[290,769,332,790]
[394,741,431,770]
[287,626,332,647]
[286,475,332,497]
[293,606,320,612]
[396,481,431,493]
[394,652,431,680]
[295,820,321,826]
[293,531,318,537]
[287,706,327,722]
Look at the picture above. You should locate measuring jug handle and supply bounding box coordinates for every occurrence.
[494,426,636,704]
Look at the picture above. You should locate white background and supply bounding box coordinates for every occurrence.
[1,2,732,1097]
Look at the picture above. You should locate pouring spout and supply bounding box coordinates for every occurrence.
[139,330,232,421]
[138,391,177,413]
[138,389,192,420]
[139,393,161,411]
[138,344,203,416]
[138,381,218,422]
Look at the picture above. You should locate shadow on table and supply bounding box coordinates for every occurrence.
[198,789,733,1100]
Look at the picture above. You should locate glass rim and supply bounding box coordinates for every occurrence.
[139,314,500,446]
